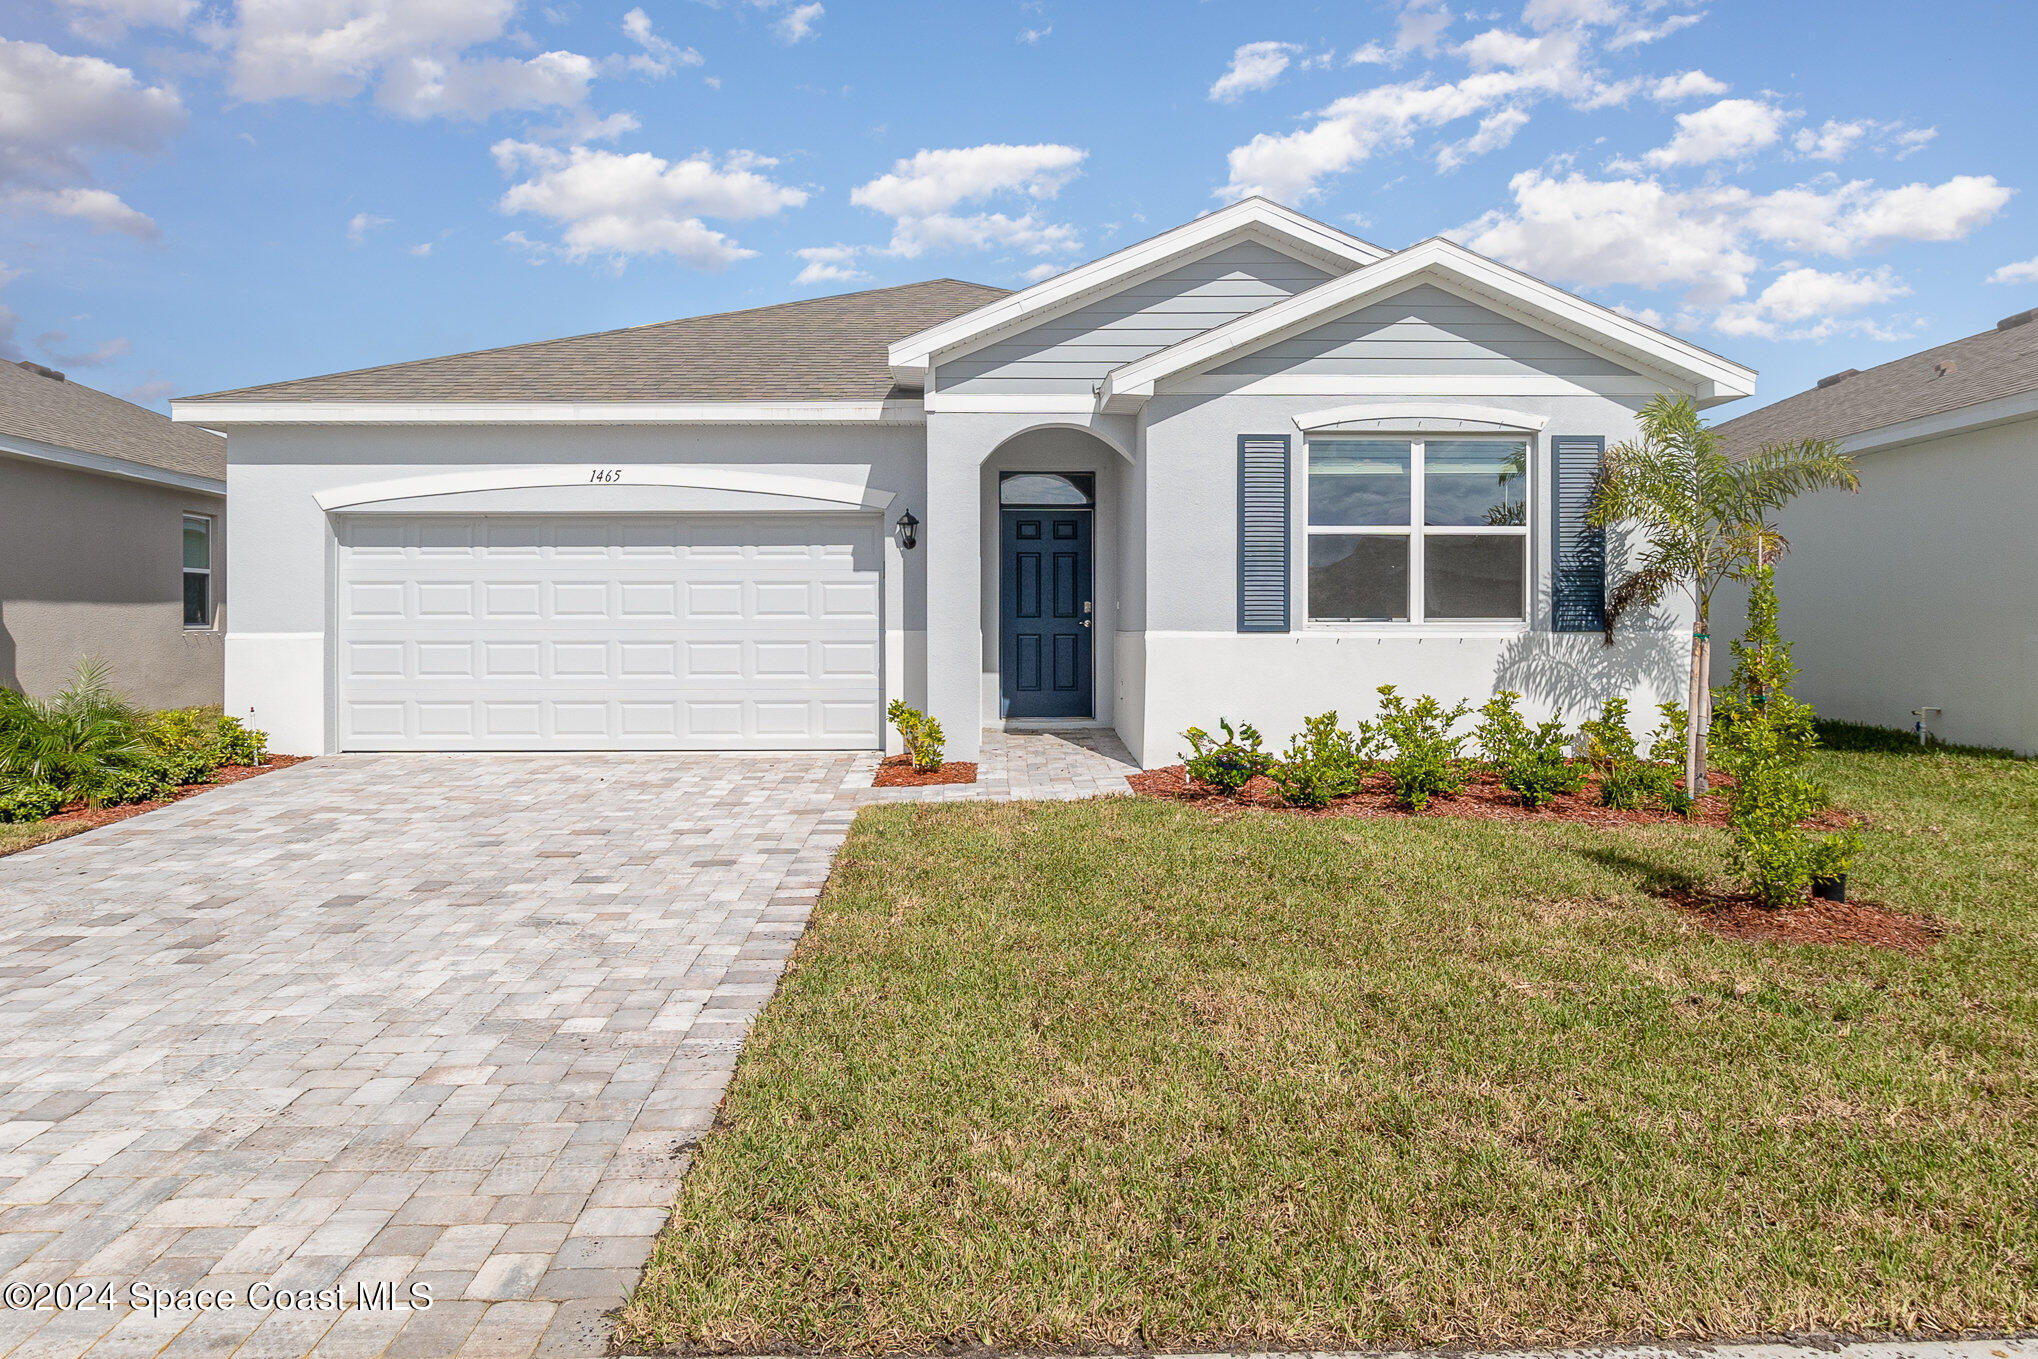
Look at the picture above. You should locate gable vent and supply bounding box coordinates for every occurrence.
[1815,369,1858,389]
[1998,308,2038,331]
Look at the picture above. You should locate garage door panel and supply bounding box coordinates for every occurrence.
[336,513,882,751]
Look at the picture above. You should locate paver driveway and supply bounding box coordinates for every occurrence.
[0,753,862,1358]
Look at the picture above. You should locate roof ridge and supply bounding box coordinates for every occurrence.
[179,278,1007,403]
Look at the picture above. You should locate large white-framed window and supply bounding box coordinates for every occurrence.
[1305,435,1530,625]
[182,514,213,629]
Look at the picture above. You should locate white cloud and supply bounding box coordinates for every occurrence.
[227,0,599,119]
[56,0,197,44]
[406,241,434,256]
[0,38,186,186]
[1021,261,1063,282]
[124,376,176,404]
[1435,106,1530,171]
[791,244,867,285]
[1712,265,1909,338]
[1642,97,1790,167]
[1210,41,1298,103]
[1606,11,1704,49]
[775,2,823,43]
[347,211,392,243]
[2,185,159,238]
[1348,41,1392,65]
[1458,168,2013,314]
[493,141,807,268]
[0,306,20,362]
[850,143,1086,260]
[1649,69,1726,102]
[36,329,132,366]
[852,143,1083,217]
[1019,25,1050,43]
[1987,255,2038,287]
[1396,0,1452,55]
[1792,117,1938,162]
[621,7,702,77]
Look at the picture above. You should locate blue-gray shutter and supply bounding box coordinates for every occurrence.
[1550,435,1606,632]
[1237,434,1291,632]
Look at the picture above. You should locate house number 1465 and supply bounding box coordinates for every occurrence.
[588,468,623,483]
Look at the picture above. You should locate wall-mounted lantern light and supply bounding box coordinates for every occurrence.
[896,509,919,550]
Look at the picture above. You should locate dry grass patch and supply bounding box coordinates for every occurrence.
[620,747,2038,1354]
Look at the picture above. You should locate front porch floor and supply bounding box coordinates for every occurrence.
[846,727,1139,802]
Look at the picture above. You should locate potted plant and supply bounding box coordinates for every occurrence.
[1808,833,1858,903]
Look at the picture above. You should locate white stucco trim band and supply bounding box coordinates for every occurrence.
[170,399,925,426]
[1293,402,1551,434]
[314,466,898,512]
[0,431,226,495]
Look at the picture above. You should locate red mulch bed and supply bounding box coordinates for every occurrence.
[1661,886,1945,954]
[1129,763,1755,827]
[872,755,978,787]
[38,756,313,833]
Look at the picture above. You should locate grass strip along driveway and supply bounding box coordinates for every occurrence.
[620,747,2038,1354]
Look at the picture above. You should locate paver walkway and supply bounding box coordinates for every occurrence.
[0,731,1139,1358]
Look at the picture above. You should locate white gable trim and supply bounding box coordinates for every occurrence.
[1099,237,1757,410]
[316,466,895,512]
[886,198,1386,385]
[1293,402,1550,434]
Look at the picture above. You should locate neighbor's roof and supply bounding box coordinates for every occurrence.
[1715,308,2038,455]
[183,280,1009,404]
[1,360,224,481]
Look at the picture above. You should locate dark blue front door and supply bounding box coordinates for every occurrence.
[1000,508,1092,718]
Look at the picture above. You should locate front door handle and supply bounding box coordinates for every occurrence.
[1078,618,1091,628]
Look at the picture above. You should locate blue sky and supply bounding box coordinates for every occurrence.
[1,0,2032,412]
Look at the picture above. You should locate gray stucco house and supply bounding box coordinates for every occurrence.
[1716,307,2038,756]
[171,198,1753,764]
[2,360,226,708]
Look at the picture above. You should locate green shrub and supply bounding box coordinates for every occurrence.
[0,658,147,798]
[90,755,183,807]
[1373,686,1471,811]
[1475,691,1583,808]
[1713,565,1852,906]
[1579,697,1684,811]
[1182,720,1271,792]
[217,713,268,766]
[0,779,64,823]
[885,701,946,771]
[1268,711,1376,808]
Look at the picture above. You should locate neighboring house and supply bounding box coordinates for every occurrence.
[2,360,227,708]
[171,198,1753,763]
[1715,307,2038,756]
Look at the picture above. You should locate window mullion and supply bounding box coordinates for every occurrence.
[1409,438,1426,624]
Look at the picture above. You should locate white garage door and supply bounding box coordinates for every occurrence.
[335,514,882,751]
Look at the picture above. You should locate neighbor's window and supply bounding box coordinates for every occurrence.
[183,515,212,628]
[1306,437,1528,623]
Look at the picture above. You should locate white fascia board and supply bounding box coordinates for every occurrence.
[0,430,226,496]
[1837,386,2038,456]
[921,392,1101,414]
[1101,237,1758,407]
[885,198,1388,383]
[169,399,926,426]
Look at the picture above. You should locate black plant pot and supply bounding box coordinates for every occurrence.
[1810,874,1847,903]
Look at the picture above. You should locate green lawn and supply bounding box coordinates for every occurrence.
[0,817,90,857]
[620,746,2038,1354]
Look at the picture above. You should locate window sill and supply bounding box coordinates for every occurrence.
[1302,621,1531,637]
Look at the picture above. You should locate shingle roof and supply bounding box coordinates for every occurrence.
[1715,308,2038,456]
[1,361,224,481]
[183,279,1010,404]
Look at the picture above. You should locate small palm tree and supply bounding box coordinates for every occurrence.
[0,657,147,797]
[1587,394,1858,796]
